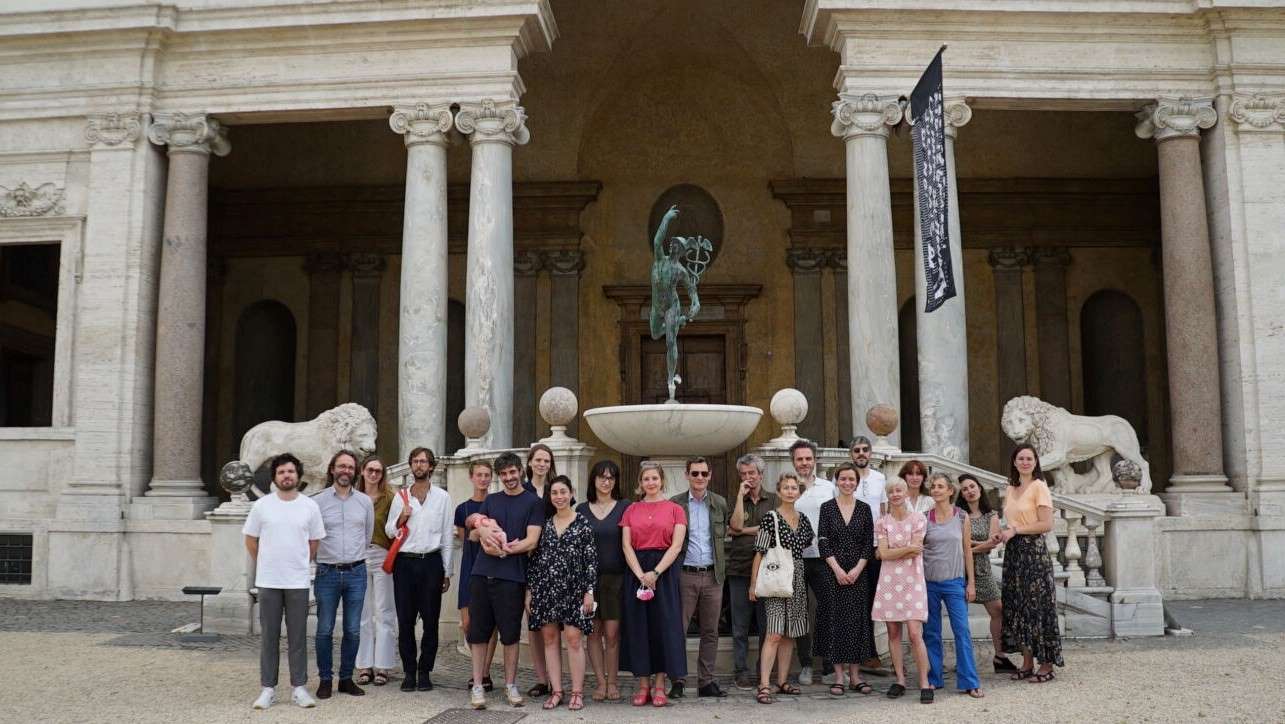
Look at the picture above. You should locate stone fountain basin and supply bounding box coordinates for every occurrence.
[583,403,763,457]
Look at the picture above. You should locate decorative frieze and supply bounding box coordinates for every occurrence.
[389,103,453,147]
[0,182,65,217]
[147,112,231,156]
[830,93,903,140]
[1228,93,1285,133]
[455,99,530,146]
[1134,98,1217,142]
[85,112,143,148]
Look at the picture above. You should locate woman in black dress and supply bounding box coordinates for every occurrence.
[576,460,629,702]
[527,476,598,711]
[817,462,877,696]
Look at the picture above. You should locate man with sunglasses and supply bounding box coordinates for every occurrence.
[849,436,890,676]
[668,457,730,699]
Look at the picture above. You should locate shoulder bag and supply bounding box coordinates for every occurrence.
[381,488,412,574]
[754,511,795,598]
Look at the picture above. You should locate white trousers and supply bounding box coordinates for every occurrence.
[355,543,398,670]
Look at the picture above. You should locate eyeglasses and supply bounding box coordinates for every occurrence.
[852,447,871,453]
[689,471,711,478]
[597,475,616,482]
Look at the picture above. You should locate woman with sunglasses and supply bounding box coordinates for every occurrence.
[577,460,629,701]
[354,455,397,687]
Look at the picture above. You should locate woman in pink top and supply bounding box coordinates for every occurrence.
[619,462,688,707]
[872,478,930,701]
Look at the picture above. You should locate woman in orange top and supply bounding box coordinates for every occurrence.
[997,443,1063,683]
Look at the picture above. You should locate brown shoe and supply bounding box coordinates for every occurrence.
[315,680,332,699]
[337,679,366,696]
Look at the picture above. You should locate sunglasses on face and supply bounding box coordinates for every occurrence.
[689,471,711,478]
[852,447,871,453]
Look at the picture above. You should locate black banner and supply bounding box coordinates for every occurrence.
[910,47,956,313]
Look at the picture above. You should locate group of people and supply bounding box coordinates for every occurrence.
[241,436,1065,711]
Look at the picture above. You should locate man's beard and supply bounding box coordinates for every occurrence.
[335,474,353,487]
[276,479,298,490]
[854,458,868,468]
[413,471,429,481]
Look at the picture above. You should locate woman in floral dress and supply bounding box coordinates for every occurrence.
[873,478,931,702]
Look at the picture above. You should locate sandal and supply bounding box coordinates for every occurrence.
[964,688,985,698]
[543,690,564,710]
[849,680,874,695]
[651,690,668,707]
[606,683,621,701]
[568,691,584,711]
[1029,670,1056,684]
[756,685,775,705]
[829,683,846,697]
[1010,668,1034,681]
[776,682,801,696]
[527,682,551,698]
[372,671,388,686]
[920,687,934,704]
[631,686,651,707]
[887,683,906,698]
[355,670,373,686]
[993,656,1018,673]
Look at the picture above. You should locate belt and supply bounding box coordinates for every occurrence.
[398,550,440,559]
[321,560,364,571]
[681,565,713,573]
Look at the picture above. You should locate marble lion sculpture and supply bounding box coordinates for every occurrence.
[239,402,378,492]
[1001,395,1152,495]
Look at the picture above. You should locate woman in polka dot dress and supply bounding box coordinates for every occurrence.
[872,478,932,702]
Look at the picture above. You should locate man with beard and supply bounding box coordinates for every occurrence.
[386,447,454,692]
[848,436,890,676]
[245,453,326,710]
[312,449,375,699]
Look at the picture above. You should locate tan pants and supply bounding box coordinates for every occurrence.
[679,569,723,687]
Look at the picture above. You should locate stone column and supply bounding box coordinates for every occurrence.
[829,250,853,441]
[546,249,585,438]
[348,253,385,415]
[455,99,530,449]
[389,103,452,460]
[303,252,344,418]
[201,257,227,490]
[1135,98,1232,508]
[914,98,971,462]
[143,112,228,517]
[512,249,542,447]
[831,94,903,444]
[1033,247,1072,410]
[786,247,828,444]
[989,247,1029,469]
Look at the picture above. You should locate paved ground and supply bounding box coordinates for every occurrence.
[1,598,1282,723]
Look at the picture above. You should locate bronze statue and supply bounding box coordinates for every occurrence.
[649,205,713,402]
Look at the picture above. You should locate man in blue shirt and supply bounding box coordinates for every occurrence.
[669,457,729,699]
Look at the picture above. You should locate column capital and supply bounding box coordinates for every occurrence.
[827,249,848,273]
[303,251,345,275]
[943,97,973,140]
[85,112,143,149]
[347,252,386,278]
[786,247,828,274]
[544,249,585,276]
[1228,93,1285,133]
[514,249,543,276]
[455,99,530,146]
[147,112,231,156]
[988,246,1030,270]
[1032,246,1072,268]
[389,103,453,147]
[1135,97,1216,143]
[830,94,903,140]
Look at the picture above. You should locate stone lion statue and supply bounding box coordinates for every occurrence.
[1001,395,1152,495]
[238,403,378,493]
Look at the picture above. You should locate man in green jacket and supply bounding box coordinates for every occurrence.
[668,457,729,699]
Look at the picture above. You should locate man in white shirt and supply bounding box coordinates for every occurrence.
[385,447,454,692]
[244,453,326,710]
[790,438,833,686]
[849,436,890,675]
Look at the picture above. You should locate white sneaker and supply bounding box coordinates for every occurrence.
[799,666,813,686]
[292,686,317,708]
[252,687,275,710]
[470,685,487,710]
[505,684,525,707]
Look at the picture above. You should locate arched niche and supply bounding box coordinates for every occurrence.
[898,299,922,452]
[1080,289,1149,448]
[232,300,298,457]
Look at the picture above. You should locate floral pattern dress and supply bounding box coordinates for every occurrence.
[527,512,599,634]
[872,511,928,622]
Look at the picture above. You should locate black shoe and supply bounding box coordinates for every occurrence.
[697,683,727,698]
[483,676,494,692]
[400,675,417,692]
[920,687,934,704]
[417,674,434,691]
[887,683,905,699]
[316,680,332,699]
[337,679,366,696]
[668,681,685,699]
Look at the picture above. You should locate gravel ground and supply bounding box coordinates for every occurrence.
[0,599,1282,723]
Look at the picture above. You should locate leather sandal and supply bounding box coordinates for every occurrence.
[355,670,373,686]
[756,685,774,704]
[606,683,622,701]
[651,689,669,707]
[527,682,551,698]
[631,686,651,706]
[887,683,906,698]
[776,682,801,696]
[1011,668,1034,681]
[850,680,874,695]
[542,690,563,710]
[372,671,389,686]
[829,682,846,696]
[568,691,584,711]
[964,688,985,698]
[1029,670,1056,683]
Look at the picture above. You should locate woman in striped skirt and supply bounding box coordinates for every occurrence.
[748,473,814,705]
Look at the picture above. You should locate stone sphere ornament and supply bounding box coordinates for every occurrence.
[539,387,578,427]
[866,404,899,437]
[770,388,809,427]
[458,406,491,442]
[219,460,255,496]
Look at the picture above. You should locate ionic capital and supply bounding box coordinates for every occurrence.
[348,253,387,278]
[786,247,828,274]
[830,94,903,140]
[1228,93,1285,133]
[1032,246,1071,268]
[1135,97,1216,143]
[988,247,1030,271]
[389,103,453,147]
[544,249,585,277]
[455,99,530,146]
[85,112,143,148]
[514,249,543,276]
[303,252,345,276]
[943,97,973,140]
[147,112,231,156]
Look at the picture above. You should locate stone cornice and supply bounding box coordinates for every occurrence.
[147,112,231,156]
[389,103,453,147]
[830,94,903,140]
[1228,93,1285,133]
[455,99,530,146]
[1134,97,1217,142]
[85,112,143,149]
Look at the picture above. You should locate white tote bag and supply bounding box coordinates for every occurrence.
[754,511,795,598]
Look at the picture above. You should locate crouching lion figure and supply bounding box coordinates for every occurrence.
[1001,395,1152,495]
[237,402,378,493]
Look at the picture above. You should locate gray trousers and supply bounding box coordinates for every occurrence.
[259,587,310,688]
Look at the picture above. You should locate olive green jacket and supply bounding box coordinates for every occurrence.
[669,489,729,584]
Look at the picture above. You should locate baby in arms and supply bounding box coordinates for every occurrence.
[466,513,514,553]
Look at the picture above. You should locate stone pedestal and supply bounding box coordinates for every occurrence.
[831,94,902,446]
[203,497,255,635]
[456,100,529,450]
[390,103,453,460]
[1094,494,1167,637]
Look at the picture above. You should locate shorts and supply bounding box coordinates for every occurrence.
[467,576,526,646]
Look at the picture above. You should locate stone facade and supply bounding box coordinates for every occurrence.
[0,0,1283,603]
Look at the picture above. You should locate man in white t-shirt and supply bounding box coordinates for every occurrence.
[849,436,890,675]
[790,438,833,686]
[244,452,326,710]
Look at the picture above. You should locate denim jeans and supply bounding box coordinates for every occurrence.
[727,575,765,676]
[314,561,368,682]
[924,577,980,690]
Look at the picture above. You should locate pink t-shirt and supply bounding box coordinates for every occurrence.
[620,500,687,551]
